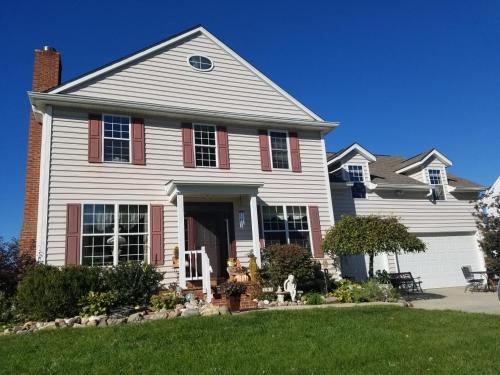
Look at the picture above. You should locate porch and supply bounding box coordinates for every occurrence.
[165,180,263,296]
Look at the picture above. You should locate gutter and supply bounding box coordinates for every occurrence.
[29,92,339,132]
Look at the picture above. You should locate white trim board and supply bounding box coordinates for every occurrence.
[327,143,376,166]
[47,26,326,123]
[395,149,453,174]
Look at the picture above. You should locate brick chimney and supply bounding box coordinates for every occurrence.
[19,46,61,257]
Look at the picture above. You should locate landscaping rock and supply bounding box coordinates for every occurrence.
[87,319,98,327]
[73,323,85,328]
[107,318,127,326]
[97,319,108,328]
[39,322,57,331]
[218,306,230,315]
[149,311,169,320]
[181,308,200,318]
[81,317,89,325]
[325,296,337,304]
[65,316,80,326]
[128,312,144,323]
[168,310,180,319]
[200,305,219,316]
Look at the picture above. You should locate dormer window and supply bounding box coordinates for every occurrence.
[348,165,366,198]
[428,169,445,200]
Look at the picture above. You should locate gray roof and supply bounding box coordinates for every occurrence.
[327,149,485,189]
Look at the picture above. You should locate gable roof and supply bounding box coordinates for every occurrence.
[47,25,323,122]
[395,149,453,174]
[326,143,376,165]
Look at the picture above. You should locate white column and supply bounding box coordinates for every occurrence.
[249,195,261,267]
[177,194,186,288]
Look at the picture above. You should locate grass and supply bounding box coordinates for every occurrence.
[1,306,500,375]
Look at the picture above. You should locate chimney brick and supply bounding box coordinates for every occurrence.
[19,47,61,258]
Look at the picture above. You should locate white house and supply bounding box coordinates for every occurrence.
[20,26,337,296]
[482,176,500,216]
[328,143,487,289]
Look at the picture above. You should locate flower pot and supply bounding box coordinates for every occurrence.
[228,295,241,312]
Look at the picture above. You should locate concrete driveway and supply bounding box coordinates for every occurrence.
[410,287,500,315]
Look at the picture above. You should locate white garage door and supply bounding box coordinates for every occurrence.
[396,233,483,289]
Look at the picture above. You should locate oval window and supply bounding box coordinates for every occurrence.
[188,55,213,71]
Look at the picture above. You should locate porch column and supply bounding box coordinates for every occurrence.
[249,195,262,267]
[177,194,186,288]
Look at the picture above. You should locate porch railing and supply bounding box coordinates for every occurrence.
[185,246,213,303]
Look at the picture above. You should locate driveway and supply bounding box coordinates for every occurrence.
[410,287,500,315]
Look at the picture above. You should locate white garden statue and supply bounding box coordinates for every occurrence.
[283,274,297,302]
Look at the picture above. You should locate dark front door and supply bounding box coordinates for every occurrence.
[185,203,234,281]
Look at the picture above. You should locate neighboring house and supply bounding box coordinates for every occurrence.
[328,143,487,289]
[19,26,337,291]
[482,176,500,216]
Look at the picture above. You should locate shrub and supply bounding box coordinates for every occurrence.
[0,237,35,297]
[79,291,117,316]
[331,279,362,303]
[374,270,391,284]
[303,292,324,305]
[16,265,102,321]
[150,291,185,311]
[222,282,247,296]
[331,279,399,303]
[258,244,330,292]
[102,262,164,307]
[0,291,14,323]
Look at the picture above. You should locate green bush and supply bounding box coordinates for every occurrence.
[102,262,164,307]
[331,279,361,303]
[79,291,118,316]
[0,291,14,323]
[150,291,185,311]
[331,279,399,303]
[16,265,102,321]
[303,292,324,305]
[0,237,36,298]
[258,244,332,292]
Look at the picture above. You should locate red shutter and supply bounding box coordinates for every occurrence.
[308,206,324,258]
[217,126,230,169]
[131,118,145,165]
[150,205,164,266]
[289,132,302,173]
[181,123,195,168]
[186,216,197,251]
[88,114,102,163]
[258,130,271,171]
[65,204,81,265]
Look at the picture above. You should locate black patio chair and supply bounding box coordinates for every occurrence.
[461,265,484,293]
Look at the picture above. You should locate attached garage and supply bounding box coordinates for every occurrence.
[395,232,483,289]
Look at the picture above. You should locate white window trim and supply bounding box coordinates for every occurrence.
[268,129,291,171]
[102,114,132,164]
[426,168,447,201]
[259,204,312,253]
[80,202,151,266]
[193,123,218,168]
[186,54,215,72]
[346,164,368,200]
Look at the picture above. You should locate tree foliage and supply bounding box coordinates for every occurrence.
[474,193,500,273]
[322,216,426,277]
[0,237,35,297]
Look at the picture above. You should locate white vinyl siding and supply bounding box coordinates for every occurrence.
[62,32,315,121]
[46,109,333,281]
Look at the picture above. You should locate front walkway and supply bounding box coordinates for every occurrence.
[409,287,500,315]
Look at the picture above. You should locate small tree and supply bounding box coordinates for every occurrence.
[322,216,426,278]
[473,193,500,273]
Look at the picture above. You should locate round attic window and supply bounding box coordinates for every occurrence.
[188,55,213,71]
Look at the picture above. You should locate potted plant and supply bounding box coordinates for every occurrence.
[223,282,247,312]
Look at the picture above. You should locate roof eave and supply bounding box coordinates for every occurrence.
[29,92,339,131]
[395,149,453,174]
[327,143,377,166]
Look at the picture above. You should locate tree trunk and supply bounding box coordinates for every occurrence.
[368,253,374,278]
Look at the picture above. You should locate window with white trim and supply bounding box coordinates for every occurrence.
[188,55,213,71]
[82,204,148,266]
[269,131,289,169]
[261,205,310,248]
[428,169,445,200]
[194,124,217,167]
[103,115,130,163]
[347,165,366,198]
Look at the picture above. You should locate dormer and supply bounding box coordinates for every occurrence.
[327,143,376,199]
[395,149,452,200]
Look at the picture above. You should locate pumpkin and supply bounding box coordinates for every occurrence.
[234,274,250,283]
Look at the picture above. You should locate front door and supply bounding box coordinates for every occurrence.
[185,203,234,281]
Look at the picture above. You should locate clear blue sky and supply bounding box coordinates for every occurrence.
[1,0,499,239]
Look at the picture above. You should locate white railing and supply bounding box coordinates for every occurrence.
[185,246,213,303]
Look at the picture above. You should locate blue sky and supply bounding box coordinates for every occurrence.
[1,0,499,239]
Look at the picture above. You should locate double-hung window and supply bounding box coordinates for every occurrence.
[82,204,148,266]
[194,124,217,167]
[269,131,289,169]
[261,205,310,248]
[428,169,445,200]
[348,165,366,198]
[103,115,131,163]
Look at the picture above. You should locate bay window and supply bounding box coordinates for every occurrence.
[82,203,148,266]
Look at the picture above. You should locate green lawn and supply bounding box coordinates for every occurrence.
[1,306,499,375]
